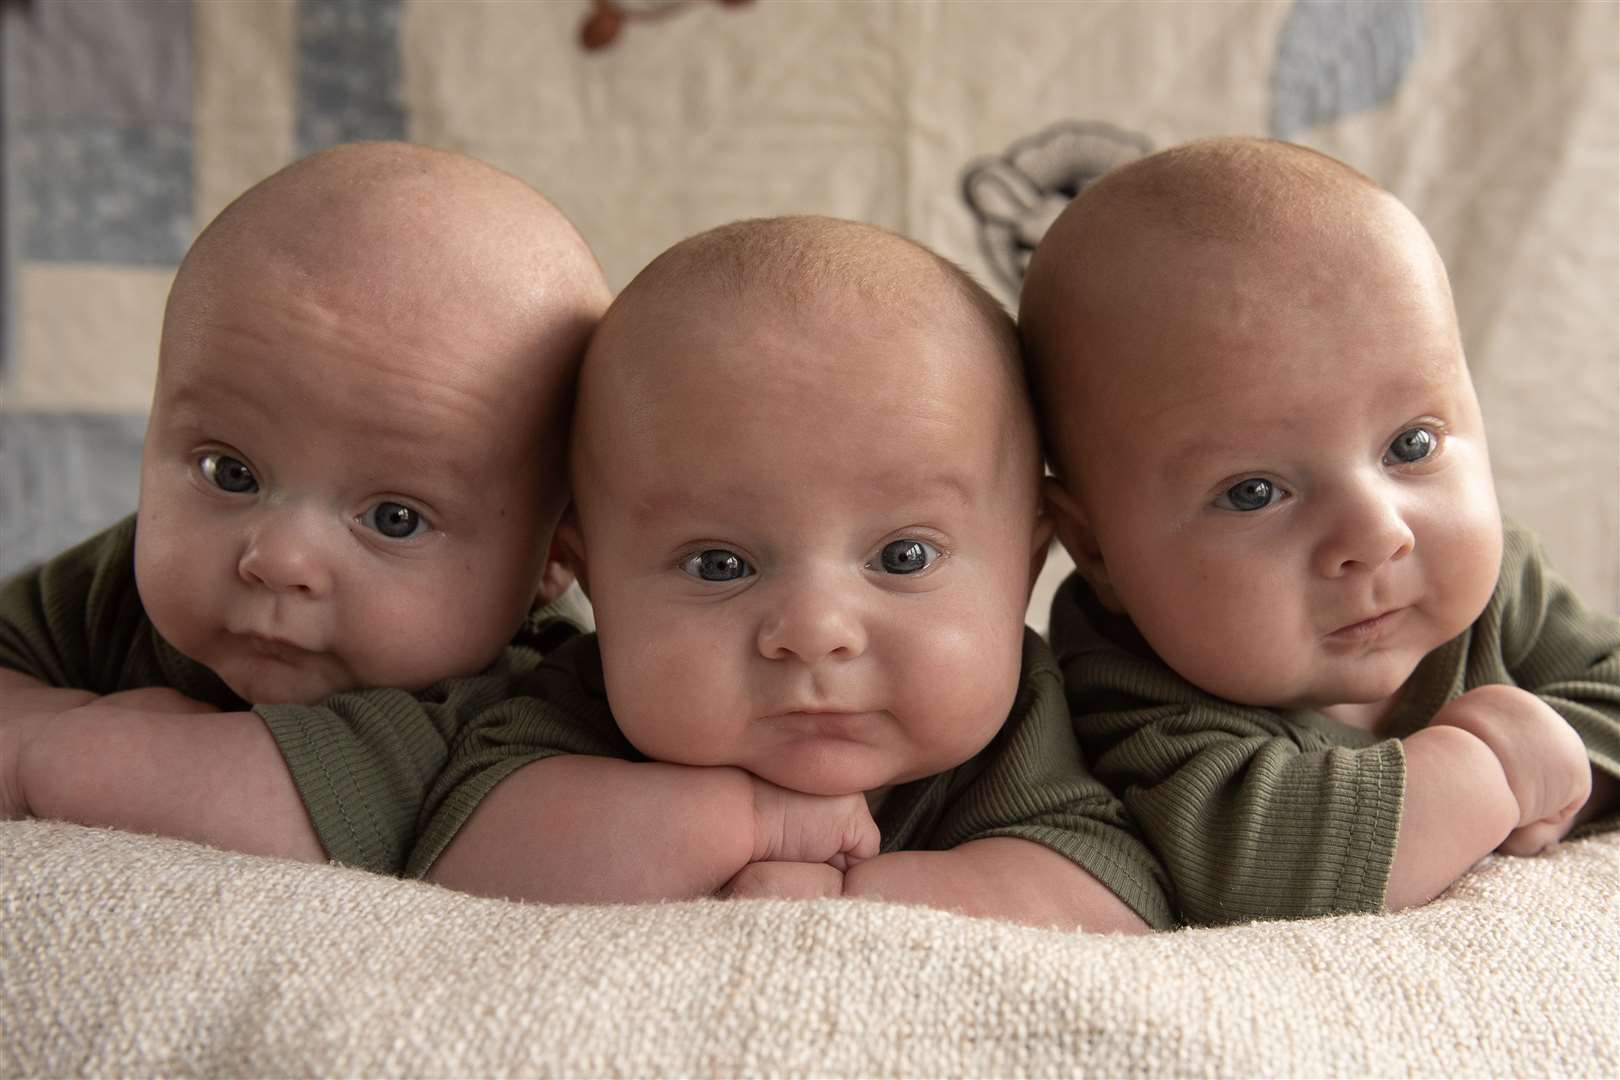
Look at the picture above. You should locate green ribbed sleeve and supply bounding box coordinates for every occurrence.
[1051,519,1620,927]
[1052,600,1403,926]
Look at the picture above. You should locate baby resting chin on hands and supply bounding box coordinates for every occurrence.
[407,215,1170,934]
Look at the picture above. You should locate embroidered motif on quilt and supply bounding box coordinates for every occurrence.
[961,121,1153,296]
[581,0,753,52]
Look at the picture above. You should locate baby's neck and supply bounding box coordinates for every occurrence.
[1315,697,1399,734]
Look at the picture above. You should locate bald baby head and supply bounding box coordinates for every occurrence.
[1020,136,1458,483]
[576,214,1038,498]
[164,140,609,405]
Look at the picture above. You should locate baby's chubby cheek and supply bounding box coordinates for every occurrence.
[895,615,1025,765]
[594,626,741,768]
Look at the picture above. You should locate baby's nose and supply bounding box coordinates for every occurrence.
[237,512,335,596]
[755,581,867,663]
[1313,480,1415,577]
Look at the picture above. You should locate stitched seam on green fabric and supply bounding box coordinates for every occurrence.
[302,708,382,868]
[1344,755,1361,911]
[406,753,540,878]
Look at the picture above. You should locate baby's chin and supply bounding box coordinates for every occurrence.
[1257,667,1421,717]
[744,748,916,800]
[209,658,362,708]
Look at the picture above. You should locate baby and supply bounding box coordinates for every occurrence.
[0,141,609,875]
[407,216,1172,932]
[1019,136,1620,925]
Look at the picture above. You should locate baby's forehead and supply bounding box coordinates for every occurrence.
[605,279,1016,417]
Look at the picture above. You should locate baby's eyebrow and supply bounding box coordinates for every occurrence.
[365,433,490,501]
[875,470,975,509]
[1162,435,1238,478]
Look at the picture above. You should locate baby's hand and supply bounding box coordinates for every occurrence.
[0,683,216,820]
[720,860,846,900]
[749,778,880,870]
[1430,685,1591,855]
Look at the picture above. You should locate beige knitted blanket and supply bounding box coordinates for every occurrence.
[2,820,1615,1078]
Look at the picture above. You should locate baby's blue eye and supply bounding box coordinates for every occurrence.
[1215,478,1280,512]
[361,501,426,539]
[873,538,940,575]
[1385,427,1436,465]
[682,548,753,582]
[200,452,258,494]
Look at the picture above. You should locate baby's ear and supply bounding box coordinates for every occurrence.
[1041,476,1125,613]
[541,503,590,603]
[534,556,577,607]
[1026,490,1058,599]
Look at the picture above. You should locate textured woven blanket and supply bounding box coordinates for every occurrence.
[2,820,1615,1077]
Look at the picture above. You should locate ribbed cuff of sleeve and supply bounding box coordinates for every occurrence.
[1153,737,1406,925]
[257,692,453,876]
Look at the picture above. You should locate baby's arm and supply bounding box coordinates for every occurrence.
[424,755,879,903]
[2,697,326,861]
[2,666,219,718]
[0,668,96,715]
[842,838,1148,932]
[1387,720,1519,907]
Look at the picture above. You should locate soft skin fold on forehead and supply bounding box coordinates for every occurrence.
[1018,136,1462,488]
[167,141,608,352]
[573,215,1042,511]
[154,141,611,519]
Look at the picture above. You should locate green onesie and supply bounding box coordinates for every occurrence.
[1050,519,1620,926]
[406,627,1175,930]
[0,516,583,875]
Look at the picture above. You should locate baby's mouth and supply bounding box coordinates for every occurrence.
[1326,607,1408,642]
[236,632,322,663]
[765,710,882,739]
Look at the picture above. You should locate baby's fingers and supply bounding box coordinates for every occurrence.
[1499,822,1562,857]
[835,799,881,868]
[1499,800,1583,857]
[721,861,844,900]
